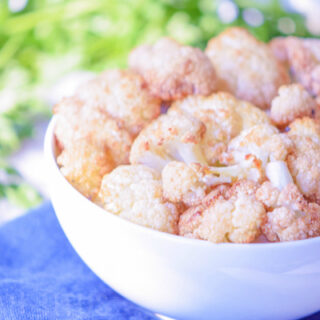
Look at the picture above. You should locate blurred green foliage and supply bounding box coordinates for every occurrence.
[0,0,314,208]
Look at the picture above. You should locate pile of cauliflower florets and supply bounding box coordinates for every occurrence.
[54,27,320,243]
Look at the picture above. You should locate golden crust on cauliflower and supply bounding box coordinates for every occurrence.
[98,165,179,234]
[221,124,292,169]
[129,37,217,101]
[205,27,290,109]
[130,113,207,171]
[57,140,114,201]
[256,182,320,241]
[75,69,161,136]
[54,96,133,165]
[286,119,320,204]
[170,92,270,163]
[270,84,319,127]
[179,180,266,243]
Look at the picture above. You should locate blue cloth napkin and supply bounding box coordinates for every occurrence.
[0,202,319,320]
[0,202,156,320]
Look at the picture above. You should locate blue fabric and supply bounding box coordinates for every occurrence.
[0,202,156,320]
[0,202,319,320]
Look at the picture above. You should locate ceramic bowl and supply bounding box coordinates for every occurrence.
[44,118,320,320]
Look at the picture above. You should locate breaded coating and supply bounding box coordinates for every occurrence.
[75,69,161,136]
[287,117,320,143]
[221,124,292,169]
[170,92,270,163]
[57,140,114,201]
[54,96,133,165]
[98,165,179,234]
[129,37,217,101]
[130,113,207,171]
[179,180,266,243]
[256,182,320,241]
[205,27,290,109]
[270,84,319,126]
[162,162,208,207]
[275,37,320,97]
[286,118,320,203]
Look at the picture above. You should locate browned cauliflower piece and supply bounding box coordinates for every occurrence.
[57,140,114,201]
[162,162,208,207]
[130,113,207,171]
[269,37,288,63]
[270,84,319,127]
[98,165,179,234]
[129,37,217,101]
[75,69,161,136]
[221,124,293,175]
[274,37,320,98]
[169,92,270,163]
[54,96,133,165]
[179,180,266,243]
[256,182,320,242]
[287,118,320,204]
[205,27,289,110]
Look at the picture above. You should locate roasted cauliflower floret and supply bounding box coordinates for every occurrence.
[286,118,320,204]
[205,27,290,109]
[221,124,292,170]
[74,69,161,136]
[179,180,266,243]
[162,162,208,207]
[130,113,207,171]
[129,37,217,101]
[256,182,320,241]
[270,84,319,127]
[271,37,320,98]
[57,140,114,201]
[98,165,179,234]
[170,92,270,163]
[54,96,133,165]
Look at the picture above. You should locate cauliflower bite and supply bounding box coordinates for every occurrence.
[256,182,320,241]
[74,69,161,136]
[54,96,133,165]
[130,113,207,171]
[270,84,319,126]
[57,140,114,201]
[271,37,320,98]
[286,118,320,203]
[221,124,292,170]
[205,27,290,109]
[129,37,217,101]
[170,92,270,163]
[98,165,179,234]
[179,180,266,243]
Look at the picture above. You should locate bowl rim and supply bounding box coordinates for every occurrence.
[45,116,320,250]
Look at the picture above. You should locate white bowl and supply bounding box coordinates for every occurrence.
[44,118,320,320]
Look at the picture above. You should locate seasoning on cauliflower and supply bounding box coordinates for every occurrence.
[220,124,293,171]
[169,92,270,163]
[98,165,179,234]
[205,27,290,110]
[286,118,320,204]
[179,179,266,243]
[57,140,114,201]
[129,37,217,101]
[129,113,207,171]
[270,84,319,127]
[75,69,161,136]
[256,182,320,242]
[162,161,230,207]
[54,96,133,165]
[270,37,320,98]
